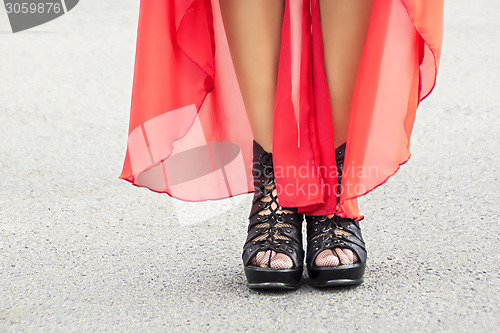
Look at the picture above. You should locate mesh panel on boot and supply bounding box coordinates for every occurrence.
[313,227,358,266]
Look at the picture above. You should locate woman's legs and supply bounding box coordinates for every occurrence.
[220,0,373,269]
[220,0,293,269]
[219,0,283,153]
[318,0,374,266]
[320,0,374,150]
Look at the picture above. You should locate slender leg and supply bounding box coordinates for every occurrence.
[219,0,284,152]
[320,0,374,149]
[317,0,374,267]
[220,0,292,269]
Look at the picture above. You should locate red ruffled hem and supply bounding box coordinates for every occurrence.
[119,0,444,220]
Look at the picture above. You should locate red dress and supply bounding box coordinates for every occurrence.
[119,0,444,221]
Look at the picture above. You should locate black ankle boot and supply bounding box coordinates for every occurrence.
[305,143,367,287]
[242,141,304,289]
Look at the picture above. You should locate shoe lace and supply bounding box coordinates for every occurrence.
[311,216,352,247]
[252,153,295,262]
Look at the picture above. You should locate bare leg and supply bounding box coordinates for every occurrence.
[318,0,374,267]
[320,0,374,149]
[220,0,292,269]
[219,0,284,153]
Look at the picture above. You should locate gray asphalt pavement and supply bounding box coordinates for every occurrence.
[0,0,498,332]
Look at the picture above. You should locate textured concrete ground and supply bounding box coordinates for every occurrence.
[0,0,498,332]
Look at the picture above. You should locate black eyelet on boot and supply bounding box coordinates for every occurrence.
[242,141,304,290]
[305,143,367,287]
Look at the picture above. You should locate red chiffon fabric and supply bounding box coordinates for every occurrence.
[119,0,444,220]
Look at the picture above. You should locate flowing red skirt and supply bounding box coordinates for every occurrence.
[119,0,444,220]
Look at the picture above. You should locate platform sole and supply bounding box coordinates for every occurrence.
[308,263,365,288]
[244,266,302,290]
